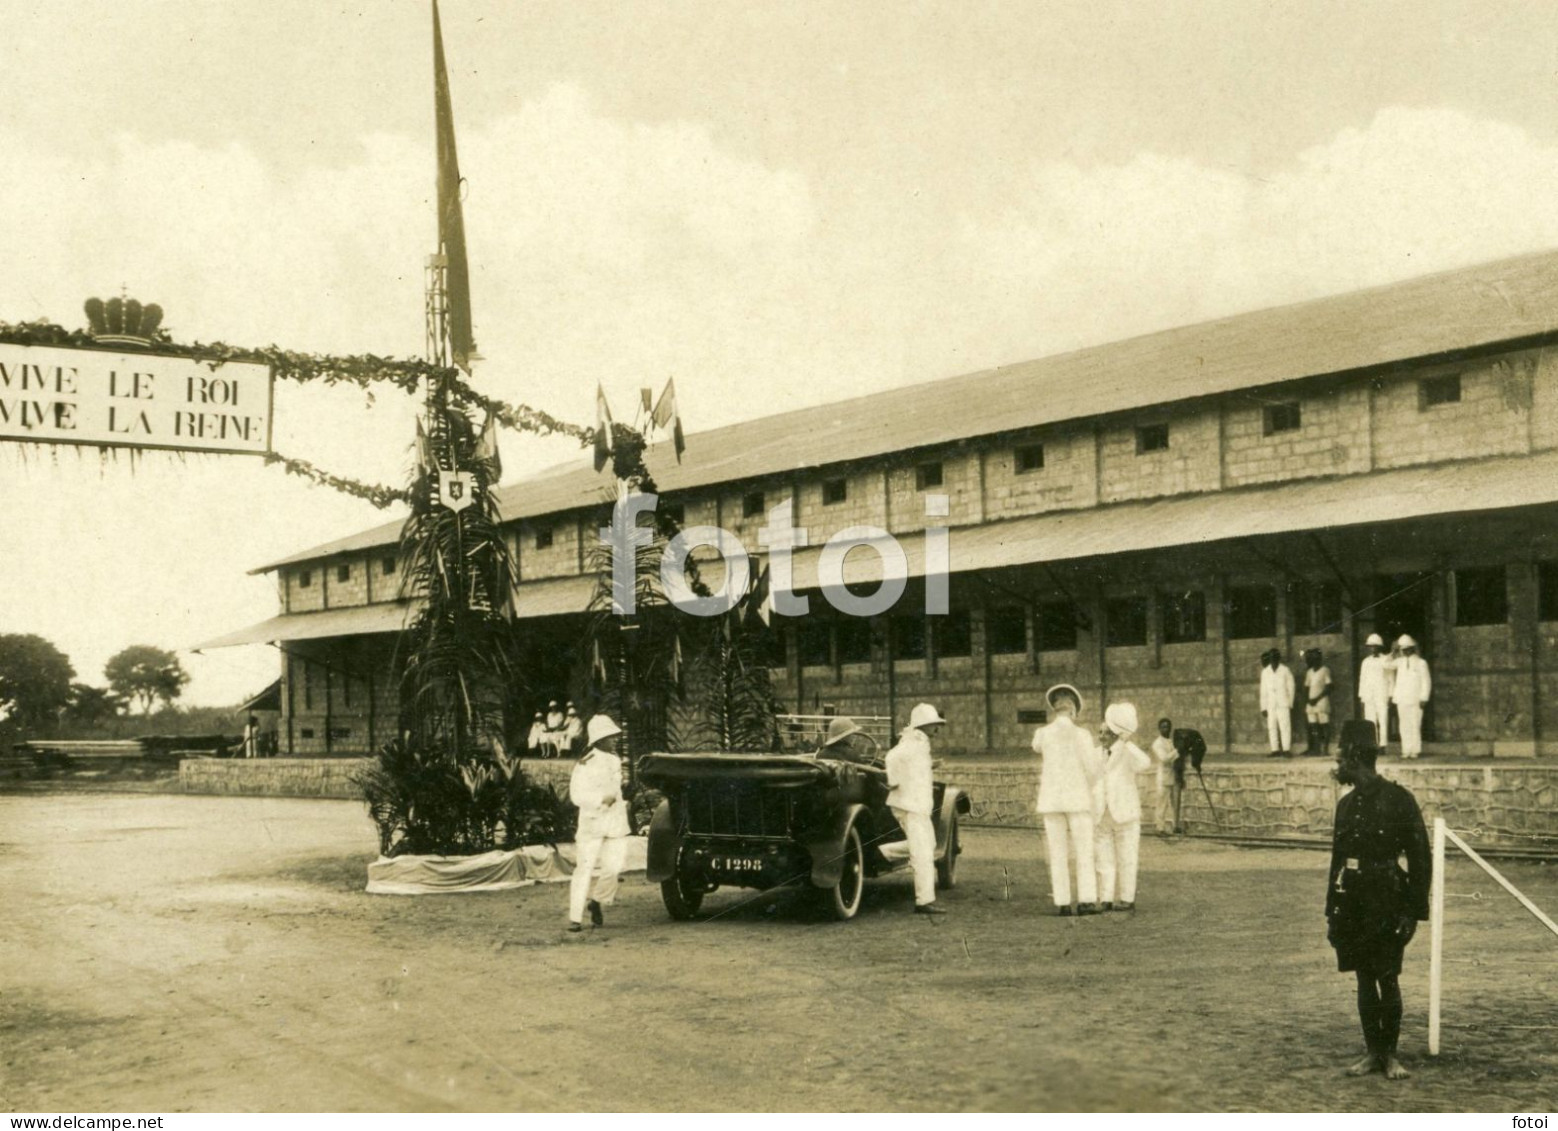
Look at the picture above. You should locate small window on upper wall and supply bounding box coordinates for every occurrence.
[1420,374,1462,409]
[822,478,848,505]
[1540,562,1558,622]
[1454,565,1508,627]
[987,605,1029,654]
[916,461,944,490]
[337,563,351,583]
[298,569,312,589]
[535,526,554,550]
[932,610,972,658]
[1036,599,1079,652]
[1136,423,1170,454]
[1105,596,1149,647]
[1263,402,1302,435]
[1161,590,1206,644]
[381,555,397,576]
[742,490,765,518]
[1014,443,1045,474]
[1226,585,1277,639]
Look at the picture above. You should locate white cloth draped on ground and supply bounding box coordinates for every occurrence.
[365,837,648,895]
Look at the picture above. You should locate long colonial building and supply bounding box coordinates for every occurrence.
[207,250,1558,759]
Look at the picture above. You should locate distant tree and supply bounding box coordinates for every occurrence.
[104,646,190,716]
[0,634,76,728]
[64,682,126,725]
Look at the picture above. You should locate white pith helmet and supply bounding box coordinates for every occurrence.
[586,715,622,747]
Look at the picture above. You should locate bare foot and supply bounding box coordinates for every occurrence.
[1382,1056,1411,1080]
[1346,1054,1380,1076]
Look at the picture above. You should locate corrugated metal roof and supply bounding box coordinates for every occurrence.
[254,247,1558,574]
[197,574,601,650]
[785,449,1558,587]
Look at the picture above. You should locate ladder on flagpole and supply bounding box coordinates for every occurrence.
[1427,816,1558,1055]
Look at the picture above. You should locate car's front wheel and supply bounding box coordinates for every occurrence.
[822,819,865,921]
[936,814,960,890]
[661,864,706,920]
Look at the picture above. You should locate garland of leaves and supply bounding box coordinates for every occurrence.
[0,318,596,507]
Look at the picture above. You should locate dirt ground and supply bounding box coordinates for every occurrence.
[1,793,1554,1113]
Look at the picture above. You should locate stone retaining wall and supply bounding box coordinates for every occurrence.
[180,756,1558,850]
[948,758,1558,848]
[178,755,578,800]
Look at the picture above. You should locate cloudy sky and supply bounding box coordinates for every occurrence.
[6,0,1558,705]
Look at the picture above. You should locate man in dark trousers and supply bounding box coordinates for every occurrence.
[1326,720,1431,1080]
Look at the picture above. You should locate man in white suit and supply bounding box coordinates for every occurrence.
[567,715,631,932]
[885,702,948,916]
[1260,649,1297,758]
[1390,635,1432,760]
[1356,633,1394,748]
[1034,683,1104,916]
[1094,702,1152,911]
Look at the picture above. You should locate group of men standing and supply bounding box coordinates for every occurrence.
[1033,684,1165,916]
[1261,635,1432,759]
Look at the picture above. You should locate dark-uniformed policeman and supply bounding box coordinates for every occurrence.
[1325,720,1431,1080]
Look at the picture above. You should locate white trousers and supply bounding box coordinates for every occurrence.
[1155,785,1179,833]
[1095,817,1141,904]
[1265,709,1292,752]
[1042,812,1097,907]
[1397,702,1424,758]
[1362,697,1390,747]
[568,833,627,923]
[892,807,937,906]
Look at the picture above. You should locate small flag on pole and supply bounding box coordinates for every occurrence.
[651,377,685,462]
[593,383,615,473]
[473,410,502,483]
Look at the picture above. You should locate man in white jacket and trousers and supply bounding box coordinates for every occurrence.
[1260,649,1297,758]
[1094,702,1152,911]
[1356,633,1394,748]
[885,702,947,915]
[1391,635,1432,760]
[1034,683,1104,916]
[567,715,631,932]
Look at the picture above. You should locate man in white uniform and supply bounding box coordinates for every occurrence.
[1093,702,1152,911]
[1034,684,1104,916]
[885,702,946,916]
[1303,649,1334,758]
[567,715,631,932]
[1356,633,1394,748]
[1260,649,1297,758]
[1390,636,1432,760]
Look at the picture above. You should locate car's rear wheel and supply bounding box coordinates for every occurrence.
[661,863,706,920]
[823,820,865,921]
[936,814,960,891]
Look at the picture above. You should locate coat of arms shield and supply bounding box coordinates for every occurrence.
[437,469,477,513]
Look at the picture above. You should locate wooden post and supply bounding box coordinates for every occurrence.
[1428,816,1445,1056]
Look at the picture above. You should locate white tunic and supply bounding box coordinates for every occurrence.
[1034,716,1101,814]
[1259,663,1296,713]
[1391,655,1432,705]
[1357,654,1394,704]
[570,750,630,839]
[885,728,935,816]
[1150,734,1178,790]
[1094,740,1152,824]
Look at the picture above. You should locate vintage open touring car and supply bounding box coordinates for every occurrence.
[638,750,970,921]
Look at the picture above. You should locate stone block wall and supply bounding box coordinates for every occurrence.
[1099,407,1220,504]
[944,758,1558,847]
[1374,356,1532,471]
[180,757,372,799]
[1222,384,1372,487]
[887,450,980,534]
[983,428,1098,520]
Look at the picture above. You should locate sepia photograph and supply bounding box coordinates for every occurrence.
[2,0,1556,1117]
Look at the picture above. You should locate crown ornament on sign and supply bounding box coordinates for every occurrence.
[84,295,164,348]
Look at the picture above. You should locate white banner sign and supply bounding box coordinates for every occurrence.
[0,342,273,455]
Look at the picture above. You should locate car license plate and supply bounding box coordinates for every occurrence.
[711,855,764,874]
